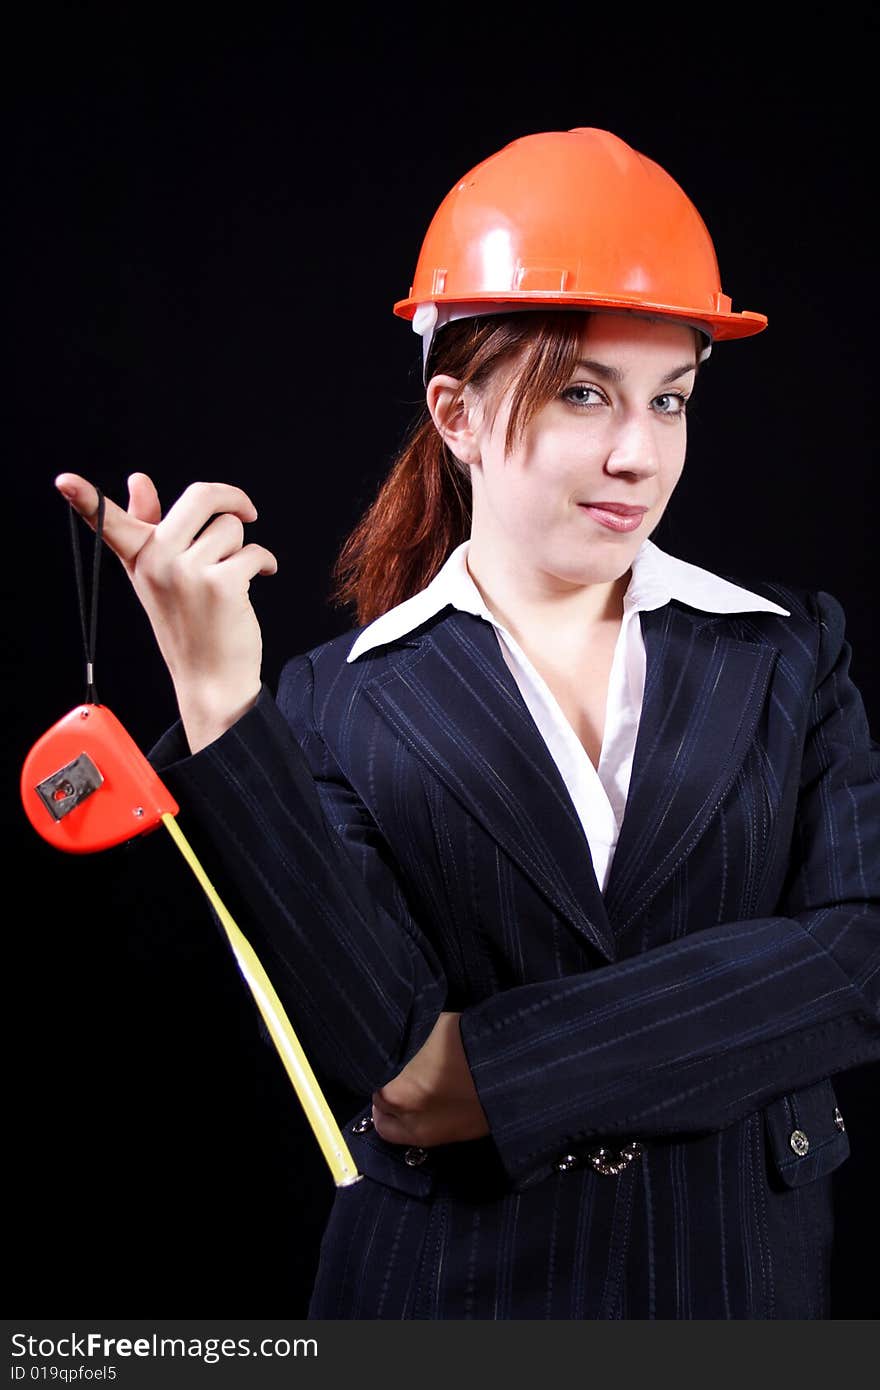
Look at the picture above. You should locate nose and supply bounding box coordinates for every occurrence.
[604,411,662,477]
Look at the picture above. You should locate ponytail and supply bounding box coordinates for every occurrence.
[327,406,472,628]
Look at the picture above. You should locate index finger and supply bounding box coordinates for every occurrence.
[54,473,153,565]
[154,481,259,553]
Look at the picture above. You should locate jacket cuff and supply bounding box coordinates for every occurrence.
[148,684,280,774]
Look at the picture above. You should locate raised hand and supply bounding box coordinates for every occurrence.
[54,472,278,753]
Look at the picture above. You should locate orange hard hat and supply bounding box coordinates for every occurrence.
[393,127,767,381]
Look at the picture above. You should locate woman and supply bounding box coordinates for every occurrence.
[55,128,879,1319]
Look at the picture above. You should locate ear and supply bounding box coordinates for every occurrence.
[426,375,483,466]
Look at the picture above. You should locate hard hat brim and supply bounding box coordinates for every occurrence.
[393,293,767,343]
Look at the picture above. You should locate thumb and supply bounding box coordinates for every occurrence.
[126,472,162,525]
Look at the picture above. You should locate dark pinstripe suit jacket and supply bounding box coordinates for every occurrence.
[150,578,880,1319]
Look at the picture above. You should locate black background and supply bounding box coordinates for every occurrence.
[7,8,878,1316]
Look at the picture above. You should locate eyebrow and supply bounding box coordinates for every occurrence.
[573,358,698,385]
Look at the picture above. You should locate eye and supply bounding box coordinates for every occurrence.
[561,385,607,409]
[653,392,689,416]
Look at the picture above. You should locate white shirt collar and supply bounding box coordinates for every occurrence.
[346,536,791,662]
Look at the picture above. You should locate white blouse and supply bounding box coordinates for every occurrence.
[347,537,790,895]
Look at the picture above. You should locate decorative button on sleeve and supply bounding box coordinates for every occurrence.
[789,1129,810,1156]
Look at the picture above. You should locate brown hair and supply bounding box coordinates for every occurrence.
[328,310,702,626]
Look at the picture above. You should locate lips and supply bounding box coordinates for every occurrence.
[577,503,647,533]
[579,502,648,515]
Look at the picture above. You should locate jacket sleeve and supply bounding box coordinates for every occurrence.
[457,588,880,1189]
[148,651,449,1098]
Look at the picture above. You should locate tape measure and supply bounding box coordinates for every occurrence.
[20,490,362,1189]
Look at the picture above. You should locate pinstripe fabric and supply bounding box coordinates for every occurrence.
[150,577,879,1319]
[344,536,791,897]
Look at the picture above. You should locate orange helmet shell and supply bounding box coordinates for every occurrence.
[394,128,767,344]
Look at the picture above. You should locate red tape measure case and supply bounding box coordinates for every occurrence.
[21,704,179,854]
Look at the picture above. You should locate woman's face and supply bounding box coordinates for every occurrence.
[436,312,699,595]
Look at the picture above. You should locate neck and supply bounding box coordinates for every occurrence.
[465,543,630,651]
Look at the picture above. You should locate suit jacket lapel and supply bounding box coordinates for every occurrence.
[602,605,779,934]
[362,604,779,964]
[363,608,616,961]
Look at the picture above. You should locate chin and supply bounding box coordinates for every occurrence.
[554,557,630,587]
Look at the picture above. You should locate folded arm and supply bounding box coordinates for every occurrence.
[457,589,880,1188]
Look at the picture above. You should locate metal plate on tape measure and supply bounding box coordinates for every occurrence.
[35,751,104,821]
